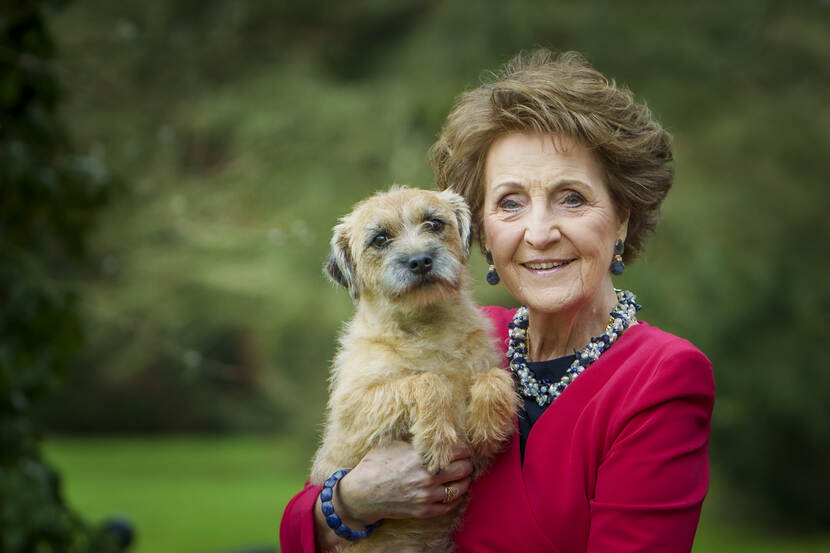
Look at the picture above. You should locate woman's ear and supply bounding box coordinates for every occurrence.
[616,206,630,243]
[438,189,472,262]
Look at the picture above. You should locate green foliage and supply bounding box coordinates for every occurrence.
[0,1,117,551]
[30,0,830,533]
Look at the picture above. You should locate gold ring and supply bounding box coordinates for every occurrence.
[443,486,459,504]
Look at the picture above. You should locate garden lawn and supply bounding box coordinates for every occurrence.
[43,435,309,553]
[45,435,830,553]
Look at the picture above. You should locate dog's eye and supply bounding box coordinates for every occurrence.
[425,219,445,233]
[371,233,390,249]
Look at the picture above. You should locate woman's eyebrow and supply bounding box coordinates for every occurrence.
[491,178,588,193]
[489,180,524,193]
[552,178,589,188]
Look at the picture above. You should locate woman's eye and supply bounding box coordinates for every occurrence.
[563,192,585,206]
[498,198,521,210]
[371,233,390,248]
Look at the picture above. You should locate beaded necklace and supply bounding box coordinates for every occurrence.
[507,289,641,407]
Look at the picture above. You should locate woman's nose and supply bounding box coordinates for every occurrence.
[523,208,560,249]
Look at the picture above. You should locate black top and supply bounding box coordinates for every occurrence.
[517,354,577,462]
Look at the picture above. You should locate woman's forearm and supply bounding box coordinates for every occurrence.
[283,441,473,552]
[312,493,346,553]
[312,474,375,553]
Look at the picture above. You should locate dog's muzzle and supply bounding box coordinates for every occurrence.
[382,247,460,298]
[407,253,433,276]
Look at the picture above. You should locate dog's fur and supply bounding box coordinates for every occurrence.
[310,186,519,552]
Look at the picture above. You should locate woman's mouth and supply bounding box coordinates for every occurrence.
[522,259,574,270]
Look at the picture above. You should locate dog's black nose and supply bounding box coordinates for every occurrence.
[408,254,433,275]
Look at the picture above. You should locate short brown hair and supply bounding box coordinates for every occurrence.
[429,49,673,263]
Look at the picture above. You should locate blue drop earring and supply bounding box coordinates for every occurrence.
[485,251,500,285]
[610,239,625,275]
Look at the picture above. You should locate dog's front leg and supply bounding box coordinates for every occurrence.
[466,368,519,463]
[404,373,463,474]
[311,377,416,483]
[331,380,416,448]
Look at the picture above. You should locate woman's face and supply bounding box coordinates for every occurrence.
[482,132,628,315]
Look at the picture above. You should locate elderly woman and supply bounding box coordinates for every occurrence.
[280,49,714,553]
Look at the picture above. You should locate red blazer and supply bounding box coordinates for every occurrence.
[279,307,715,553]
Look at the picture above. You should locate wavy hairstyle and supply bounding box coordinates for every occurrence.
[429,49,674,263]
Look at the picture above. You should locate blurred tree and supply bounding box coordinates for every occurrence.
[0,1,117,551]
[29,0,830,535]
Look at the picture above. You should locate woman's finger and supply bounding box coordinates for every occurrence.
[430,475,472,504]
[431,456,473,484]
[449,442,472,461]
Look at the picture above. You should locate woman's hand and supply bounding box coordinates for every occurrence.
[335,440,474,525]
[313,440,474,551]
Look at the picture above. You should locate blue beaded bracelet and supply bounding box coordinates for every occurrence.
[321,469,381,542]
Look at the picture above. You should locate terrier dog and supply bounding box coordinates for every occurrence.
[310,186,518,552]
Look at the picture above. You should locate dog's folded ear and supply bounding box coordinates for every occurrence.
[324,221,359,300]
[438,189,472,263]
[325,254,348,288]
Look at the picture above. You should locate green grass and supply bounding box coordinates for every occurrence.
[45,435,830,553]
[43,435,310,553]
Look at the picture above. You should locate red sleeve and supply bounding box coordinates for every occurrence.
[279,482,322,553]
[587,348,715,553]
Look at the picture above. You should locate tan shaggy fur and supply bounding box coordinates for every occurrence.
[311,186,518,552]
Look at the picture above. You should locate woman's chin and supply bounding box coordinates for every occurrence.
[516,280,611,316]
[524,295,580,315]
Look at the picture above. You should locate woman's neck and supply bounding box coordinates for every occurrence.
[528,284,619,361]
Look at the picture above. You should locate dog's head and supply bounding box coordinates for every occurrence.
[325,186,472,304]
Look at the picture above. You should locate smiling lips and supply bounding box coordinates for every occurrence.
[522,259,574,270]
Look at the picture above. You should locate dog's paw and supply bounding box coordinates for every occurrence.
[468,424,509,460]
[416,428,458,474]
[420,450,440,474]
[467,368,519,457]
[423,443,455,474]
